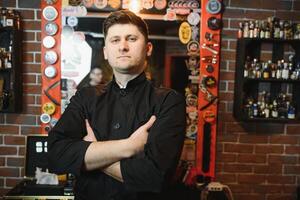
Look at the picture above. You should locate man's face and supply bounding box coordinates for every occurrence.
[103,24,152,75]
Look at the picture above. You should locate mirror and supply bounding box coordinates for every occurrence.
[60,13,190,111]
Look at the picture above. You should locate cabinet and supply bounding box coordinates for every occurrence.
[0,26,22,112]
[233,38,300,122]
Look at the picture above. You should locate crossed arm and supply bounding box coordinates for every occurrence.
[82,116,156,182]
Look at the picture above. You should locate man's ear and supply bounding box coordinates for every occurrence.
[146,42,153,57]
[103,46,107,60]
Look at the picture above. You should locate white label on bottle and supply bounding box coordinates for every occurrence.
[6,19,13,26]
[288,113,295,119]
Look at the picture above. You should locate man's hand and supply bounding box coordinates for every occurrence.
[83,119,97,142]
[128,115,156,155]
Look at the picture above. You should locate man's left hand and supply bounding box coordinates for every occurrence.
[83,119,97,142]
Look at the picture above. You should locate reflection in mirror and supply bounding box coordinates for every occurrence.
[61,15,188,99]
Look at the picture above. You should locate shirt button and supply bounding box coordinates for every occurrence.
[119,89,126,96]
[113,123,121,129]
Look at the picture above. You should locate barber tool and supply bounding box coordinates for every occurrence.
[42,102,56,115]
[45,22,58,36]
[206,0,222,15]
[187,11,200,26]
[201,43,218,55]
[202,122,211,172]
[154,0,167,10]
[207,17,222,30]
[44,50,58,65]
[44,65,57,79]
[201,56,217,64]
[42,6,58,21]
[42,36,56,49]
[179,22,192,44]
[44,0,58,5]
[43,80,60,106]
[40,113,51,124]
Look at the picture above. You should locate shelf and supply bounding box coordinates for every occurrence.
[240,117,298,123]
[244,78,300,83]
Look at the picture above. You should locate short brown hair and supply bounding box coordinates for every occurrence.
[103,10,149,42]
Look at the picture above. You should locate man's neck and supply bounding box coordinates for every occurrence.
[114,72,140,89]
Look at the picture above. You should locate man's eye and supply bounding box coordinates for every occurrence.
[111,39,120,43]
[128,37,137,42]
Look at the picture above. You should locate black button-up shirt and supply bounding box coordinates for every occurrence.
[48,72,186,200]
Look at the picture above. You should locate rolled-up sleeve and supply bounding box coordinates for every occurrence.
[120,91,186,192]
[48,89,92,176]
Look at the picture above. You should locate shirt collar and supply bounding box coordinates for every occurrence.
[112,72,147,90]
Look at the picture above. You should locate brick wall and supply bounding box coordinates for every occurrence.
[0,0,41,197]
[218,0,300,199]
[0,0,299,199]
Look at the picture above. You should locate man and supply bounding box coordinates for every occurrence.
[48,10,186,200]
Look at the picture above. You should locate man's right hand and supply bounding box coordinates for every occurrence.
[128,115,156,155]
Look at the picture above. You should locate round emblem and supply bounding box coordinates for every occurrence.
[203,110,216,123]
[207,17,222,30]
[40,113,51,124]
[44,0,58,5]
[154,0,167,10]
[206,0,222,15]
[179,22,192,44]
[44,50,58,65]
[83,0,94,7]
[42,6,58,21]
[67,16,79,27]
[42,102,56,115]
[94,0,108,9]
[69,0,82,6]
[186,94,198,107]
[42,36,56,49]
[187,40,200,55]
[206,64,214,73]
[187,12,200,26]
[108,0,121,9]
[202,76,217,88]
[44,65,57,78]
[45,22,58,36]
[142,0,154,9]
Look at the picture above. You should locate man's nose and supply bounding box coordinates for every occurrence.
[119,40,129,52]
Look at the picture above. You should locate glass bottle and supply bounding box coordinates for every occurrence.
[271,100,278,118]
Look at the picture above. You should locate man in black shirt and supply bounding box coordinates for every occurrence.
[48,10,186,200]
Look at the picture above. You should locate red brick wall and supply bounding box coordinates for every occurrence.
[0,0,41,197]
[0,0,299,200]
[217,1,300,200]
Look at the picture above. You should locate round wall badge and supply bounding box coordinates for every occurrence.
[42,6,58,21]
[206,64,214,73]
[67,16,79,27]
[94,0,108,9]
[83,0,93,7]
[206,0,222,15]
[44,0,58,5]
[203,110,216,123]
[40,113,51,124]
[42,36,56,49]
[202,76,217,88]
[186,94,198,107]
[187,40,200,55]
[187,12,200,26]
[179,22,192,44]
[108,0,121,9]
[154,0,167,10]
[207,17,222,30]
[45,22,58,36]
[142,0,154,9]
[44,50,58,65]
[42,102,56,115]
[44,65,57,78]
